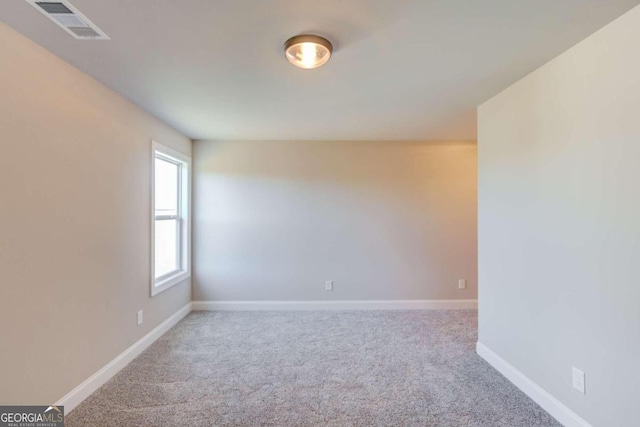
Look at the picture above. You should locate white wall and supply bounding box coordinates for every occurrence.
[0,23,191,404]
[193,140,477,302]
[478,5,640,426]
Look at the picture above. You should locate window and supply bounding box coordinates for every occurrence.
[151,141,190,296]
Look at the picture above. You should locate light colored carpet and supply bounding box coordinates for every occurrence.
[67,310,560,426]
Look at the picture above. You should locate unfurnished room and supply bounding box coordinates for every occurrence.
[0,1,639,426]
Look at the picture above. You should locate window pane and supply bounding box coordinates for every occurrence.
[155,219,178,278]
[155,157,179,216]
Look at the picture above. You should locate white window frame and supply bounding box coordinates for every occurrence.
[151,141,191,296]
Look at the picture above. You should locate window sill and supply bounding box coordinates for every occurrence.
[152,270,190,297]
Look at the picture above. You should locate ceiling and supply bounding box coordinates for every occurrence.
[2,0,638,141]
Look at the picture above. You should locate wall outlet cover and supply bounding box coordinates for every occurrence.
[572,367,585,394]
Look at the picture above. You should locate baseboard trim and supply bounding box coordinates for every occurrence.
[476,342,591,427]
[192,299,477,311]
[57,302,192,413]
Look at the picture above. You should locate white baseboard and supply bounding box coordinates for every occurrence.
[57,302,192,413]
[476,342,591,427]
[192,299,477,311]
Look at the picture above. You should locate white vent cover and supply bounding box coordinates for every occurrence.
[25,1,109,40]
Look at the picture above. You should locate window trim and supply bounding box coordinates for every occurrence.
[151,141,191,297]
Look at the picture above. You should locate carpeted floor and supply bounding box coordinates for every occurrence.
[67,310,560,426]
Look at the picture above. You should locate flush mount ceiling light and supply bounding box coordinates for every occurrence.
[284,35,333,69]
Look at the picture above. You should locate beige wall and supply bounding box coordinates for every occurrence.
[478,5,640,426]
[193,140,477,302]
[0,24,191,404]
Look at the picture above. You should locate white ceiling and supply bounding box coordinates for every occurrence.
[2,0,638,141]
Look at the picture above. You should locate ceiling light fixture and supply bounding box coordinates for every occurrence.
[284,35,333,69]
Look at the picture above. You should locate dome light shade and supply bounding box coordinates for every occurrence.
[284,35,333,69]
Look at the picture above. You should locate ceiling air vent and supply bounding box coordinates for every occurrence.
[25,0,109,40]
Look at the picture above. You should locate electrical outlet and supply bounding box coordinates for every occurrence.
[325,281,333,291]
[572,367,585,394]
[137,310,143,326]
[458,279,467,289]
